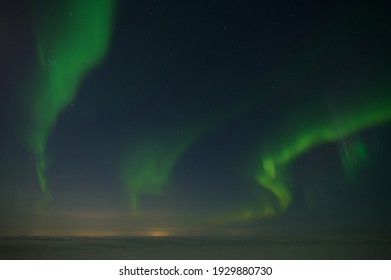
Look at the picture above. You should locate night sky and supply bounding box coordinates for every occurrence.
[1,0,391,237]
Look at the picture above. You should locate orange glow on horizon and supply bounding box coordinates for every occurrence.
[145,230,172,237]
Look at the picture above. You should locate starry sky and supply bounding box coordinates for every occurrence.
[1,0,391,236]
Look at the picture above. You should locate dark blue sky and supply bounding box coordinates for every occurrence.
[0,0,391,236]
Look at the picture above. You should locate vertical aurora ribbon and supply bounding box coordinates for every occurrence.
[120,129,200,211]
[27,0,117,196]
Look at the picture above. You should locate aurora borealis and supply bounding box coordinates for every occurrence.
[1,0,391,238]
[26,0,117,196]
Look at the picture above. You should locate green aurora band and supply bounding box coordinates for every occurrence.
[230,89,391,223]
[120,131,199,211]
[212,7,391,224]
[27,0,117,195]
[119,95,262,211]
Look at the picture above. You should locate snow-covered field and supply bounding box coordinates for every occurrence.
[1,235,390,259]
